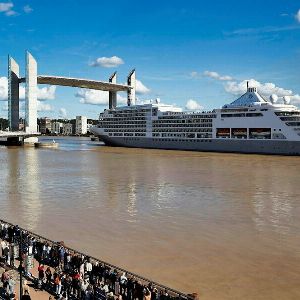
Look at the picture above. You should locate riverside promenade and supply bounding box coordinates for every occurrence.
[0,219,197,300]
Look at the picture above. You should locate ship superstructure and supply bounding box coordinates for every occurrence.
[91,87,300,155]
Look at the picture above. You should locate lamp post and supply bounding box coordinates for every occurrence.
[19,230,23,300]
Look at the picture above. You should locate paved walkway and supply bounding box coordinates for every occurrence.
[0,265,52,300]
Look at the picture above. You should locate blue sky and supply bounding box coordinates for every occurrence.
[0,0,300,119]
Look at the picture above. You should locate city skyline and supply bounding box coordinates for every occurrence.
[0,0,300,119]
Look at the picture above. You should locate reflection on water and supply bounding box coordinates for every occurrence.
[22,149,41,231]
[127,182,138,221]
[251,187,293,235]
[0,136,299,300]
[4,148,41,231]
[7,148,21,216]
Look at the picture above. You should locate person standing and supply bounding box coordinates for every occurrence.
[59,246,65,269]
[45,267,52,288]
[143,287,151,300]
[85,258,93,278]
[2,240,9,264]
[72,269,81,298]
[8,277,15,297]
[54,274,62,296]
[120,272,128,295]
[80,262,85,279]
[38,264,45,289]
[1,270,10,294]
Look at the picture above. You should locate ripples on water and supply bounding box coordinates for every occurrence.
[0,136,299,300]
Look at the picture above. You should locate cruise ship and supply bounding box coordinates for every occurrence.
[91,86,300,155]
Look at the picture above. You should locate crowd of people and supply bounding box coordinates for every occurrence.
[0,221,192,300]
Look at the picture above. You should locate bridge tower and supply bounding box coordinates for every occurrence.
[127,69,136,106]
[109,71,117,109]
[8,56,20,131]
[25,51,38,133]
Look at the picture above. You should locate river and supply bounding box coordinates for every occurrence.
[0,136,299,299]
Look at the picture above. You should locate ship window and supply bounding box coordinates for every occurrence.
[221,113,245,118]
[249,128,271,139]
[246,113,263,117]
[286,122,300,126]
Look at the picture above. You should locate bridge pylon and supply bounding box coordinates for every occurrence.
[127,69,136,106]
[8,56,20,131]
[25,51,38,133]
[109,71,117,109]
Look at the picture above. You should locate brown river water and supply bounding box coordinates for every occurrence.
[0,137,299,300]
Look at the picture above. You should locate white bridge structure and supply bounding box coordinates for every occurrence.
[6,51,136,143]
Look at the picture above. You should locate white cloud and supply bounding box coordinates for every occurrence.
[37,86,56,100]
[202,69,300,105]
[136,79,150,94]
[59,108,67,118]
[90,56,124,68]
[296,9,300,23]
[226,79,287,96]
[224,79,300,105]
[37,101,53,112]
[226,25,299,37]
[5,9,15,16]
[190,71,198,78]
[76,90,108,105]
[204,71,233,81]
[0,2,16,16]
[291,94,300,103]
[0,2,13,12]
[0,77,56,101]
[20,85,56,101]
[117,93,127,104]
[23,5,32,13]
[19,86,25,99]
[75,89,127,106]
[0,77,8,100]
[185,99,203,110]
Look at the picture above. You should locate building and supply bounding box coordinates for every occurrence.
[63,123,73,135]
[18,118,25,131]
[87,123,94,133]
[51,122,63,134]
[39,117,52,134]
[75,116,87,135]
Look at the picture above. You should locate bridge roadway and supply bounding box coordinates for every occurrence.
[0,131,40,138]
[19,75,131,91]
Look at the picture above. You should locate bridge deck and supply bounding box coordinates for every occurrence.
[19,75,131,92]
[0,131,40,138]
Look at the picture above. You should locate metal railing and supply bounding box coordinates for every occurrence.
[0,218,194,300]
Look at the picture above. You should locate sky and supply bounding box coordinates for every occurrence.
[0,0,300,119]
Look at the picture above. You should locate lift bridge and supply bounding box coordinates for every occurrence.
[3,51,136,145]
